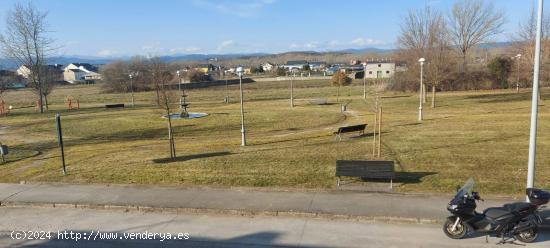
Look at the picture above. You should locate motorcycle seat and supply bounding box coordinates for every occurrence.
[483,202,531,220]
[503,202,531,212]
[484,207,511,219]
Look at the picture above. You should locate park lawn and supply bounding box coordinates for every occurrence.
[0,79,549,196]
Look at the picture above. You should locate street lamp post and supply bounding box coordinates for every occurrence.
[290,72,294,108]
[237,67,247,146]
[515,54,522,93]
[526,0,543,200]
[128,73,135,107]
[176,70,184,108]
[363,63,367,100]
[418,58,425,122]
[176,70,183,91]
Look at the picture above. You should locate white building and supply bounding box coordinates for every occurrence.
[362,61,405,79]
[63,63,101,83]
[16,64,64,79]
[282,60,308,71]
[261,62,275,72]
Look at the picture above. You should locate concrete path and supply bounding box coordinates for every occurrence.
[1,182,548,225]
[1,206,549,248]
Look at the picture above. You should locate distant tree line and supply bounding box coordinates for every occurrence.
[100,57,213,93]
[392,0,513,96]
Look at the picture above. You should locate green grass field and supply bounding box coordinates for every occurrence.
[0,79,549,196]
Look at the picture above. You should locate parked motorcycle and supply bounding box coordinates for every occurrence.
[443,178,549,244]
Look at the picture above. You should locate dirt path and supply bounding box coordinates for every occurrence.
[270,107,366,139]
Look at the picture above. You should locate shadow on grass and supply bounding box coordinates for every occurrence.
[391,122,421,127]
[381,95,412,99]
[357,171,436,185]
[464,91,550,104]
[153,151,232,164]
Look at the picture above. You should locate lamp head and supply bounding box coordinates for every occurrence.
[418,58,425,63]
[236,66,244,76]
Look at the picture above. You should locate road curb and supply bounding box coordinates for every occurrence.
[0,200,441,225]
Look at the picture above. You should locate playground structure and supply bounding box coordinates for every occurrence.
[35,99,42,112]
[66,96,80,110]
[0,98,8,116]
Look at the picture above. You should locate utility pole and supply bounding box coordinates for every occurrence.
[290,73,294,108]
[526,0,543,201]
[418,58,425,122]
[516,54,522,93]
[363,63,367,100]
[237,67,247,146]
[129,73,135,107]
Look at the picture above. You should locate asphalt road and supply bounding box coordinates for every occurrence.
[0,206,548,248]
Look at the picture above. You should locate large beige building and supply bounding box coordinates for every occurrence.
[363,61,397,79]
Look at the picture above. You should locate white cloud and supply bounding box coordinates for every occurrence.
[217,40,236,51]
[350,38,385,47]
[287,38,387,52]
[288,41,319,50]
[328,40,340,47]
[97,49,117,57]
[168,47,202,53]
[192,0,276,18]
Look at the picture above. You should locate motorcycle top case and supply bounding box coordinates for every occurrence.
[527,188,550,205]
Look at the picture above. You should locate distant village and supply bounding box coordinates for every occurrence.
[0,58,408,90]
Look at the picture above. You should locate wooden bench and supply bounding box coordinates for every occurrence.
[334,124,367,141]
[335,160,395,188]
[105,104,125,109]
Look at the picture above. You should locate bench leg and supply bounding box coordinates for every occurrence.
[337,177,340,187]
[390,179,393,189]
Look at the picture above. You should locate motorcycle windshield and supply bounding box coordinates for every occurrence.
[451,178,475,203]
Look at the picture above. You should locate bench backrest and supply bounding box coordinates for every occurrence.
[335,160,395,178]
[337,124,366,133]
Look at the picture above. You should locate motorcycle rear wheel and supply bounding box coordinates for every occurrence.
[514,227,538,243]
[443,218,467,239]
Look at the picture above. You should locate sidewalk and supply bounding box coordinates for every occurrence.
[0,183,547,225]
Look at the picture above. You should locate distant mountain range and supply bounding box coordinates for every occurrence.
[0,42,513,69]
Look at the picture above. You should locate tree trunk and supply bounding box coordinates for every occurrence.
[423,84,427,103]
[37,80,44,113]
[431,85,436,108]
[167,112,176,159]
[44,94,49,110]
[337,86,340,103]
[156,88,161,107]
[462,52,468,72]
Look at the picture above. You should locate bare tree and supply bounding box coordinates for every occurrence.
[40,66,61,110]
[0,70,12,97]
[99,61,130,93]
[151,58,177,159]
[447,0,506,71]
[398,8,433,57]
[0,2,56,113]
[398,7,453,107]
[426,12,452,108]
[514,5,550,92]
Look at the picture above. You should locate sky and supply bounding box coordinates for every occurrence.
[0,0,540,57]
